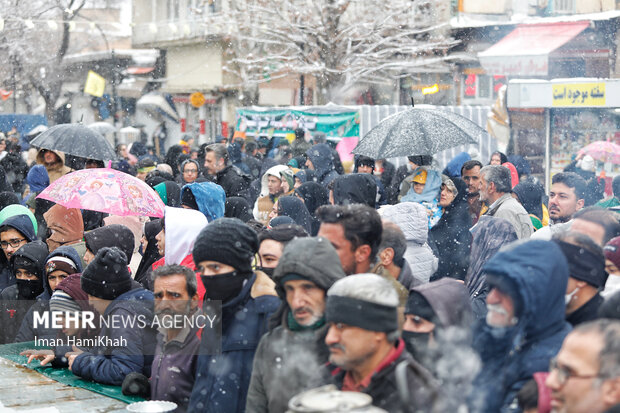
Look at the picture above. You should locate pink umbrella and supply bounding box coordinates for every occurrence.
[37,168,165,218]
[578,141,620,164]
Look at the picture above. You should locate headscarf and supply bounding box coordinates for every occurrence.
[225,197,253,222]
[512,182,543,220]
[295,181,329,217]
[135,219,162,287]
[277,196,313,234]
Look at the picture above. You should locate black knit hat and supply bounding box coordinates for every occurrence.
[81,247,132,300]
[192,218,258,275]
[84,224,135,263]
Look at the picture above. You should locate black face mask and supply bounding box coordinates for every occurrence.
[402,330,431,362]
[256,266,275,278]
[201,271,248,303]
[16,279,43,300]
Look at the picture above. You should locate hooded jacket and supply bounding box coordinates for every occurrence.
[0,240,48,343]
[400,167,442,204]
[26,164,50,194]
[71,283,157,386]
[306,144,339,186]
[14,245,83,343]
[469,240,572,413]
[429,177,472,281]
[465,216,519,320]
[35,149,71,183]
[247,237,345,413]
[84,224,135,264]
[188,272,280,413]
[332,173,377,208]
[0,214,38,291]
[151,207,208,299]
[253,165,290,223]
[43,204,84,249]
[182,181,226,222]
[225,197,254,222]
[294,182,329,218]
[381,202,438,284]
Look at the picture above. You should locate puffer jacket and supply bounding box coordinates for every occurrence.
[382,202,438,284]
[469,240,572,413]
[181,181,226,222]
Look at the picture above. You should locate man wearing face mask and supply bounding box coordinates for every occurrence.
[402,278,478,412]
[553,231,607,327]
[188,218,280,413]
[469,240,571,413]
[0,240,48,343]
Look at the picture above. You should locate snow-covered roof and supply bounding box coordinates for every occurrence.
[63,49,159,66]
[450,9,620,29]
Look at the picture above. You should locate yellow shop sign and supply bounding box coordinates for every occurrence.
[552,83,605,107]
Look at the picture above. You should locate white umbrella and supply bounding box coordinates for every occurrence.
[27,125,48,137]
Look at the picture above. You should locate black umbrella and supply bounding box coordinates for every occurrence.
[352,108,487,159]
[30,123,116,161]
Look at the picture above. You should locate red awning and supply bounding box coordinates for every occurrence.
[479,21,589,76]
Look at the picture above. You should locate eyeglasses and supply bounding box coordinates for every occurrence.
[549,357,600,387]
[0,239,26,249]
[184,169,198,174]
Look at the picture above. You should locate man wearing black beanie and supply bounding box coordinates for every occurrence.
[69,247,157,386]
[554,231,608,326]
[188,218,280,413]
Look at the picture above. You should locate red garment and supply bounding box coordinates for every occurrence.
[151,255,205,302]
[502,162,519,189]
[341,339,405,392]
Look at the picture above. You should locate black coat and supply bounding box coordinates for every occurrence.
[321,339,438,412]
[567,293,604,327]
[213,165,251,200]
[429,178,472,281]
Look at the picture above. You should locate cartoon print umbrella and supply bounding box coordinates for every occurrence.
[37,168,165,218]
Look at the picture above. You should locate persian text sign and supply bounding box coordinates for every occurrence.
[552,83,606,107]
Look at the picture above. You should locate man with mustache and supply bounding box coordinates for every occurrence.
[246,237,345,413]
[320,273,438,412]
[469,240,572,412]
[150,265,201,412]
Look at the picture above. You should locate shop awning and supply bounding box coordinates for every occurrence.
[478,21,589,76]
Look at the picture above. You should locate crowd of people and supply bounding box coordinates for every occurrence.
[0,128,617,413]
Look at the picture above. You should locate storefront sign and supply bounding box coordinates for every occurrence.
[552,83,606,107]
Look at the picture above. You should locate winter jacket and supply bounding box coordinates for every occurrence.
[382,202,438,284]
[253,165,290,223]
[246,323,330,413]
[0,213,38,292]
[135,220,162,287]
[153,181,181,207]
[71,283,157,386]
[162,206,208,266]
[469,240,572,413]
[484,193,534,239]
[25,164,49,196]
[322,339,438,412]
[291,138,312,158]
[374,160,396,204]
[566,293,604,327]
[465,216,518,320]
[1,151,29,193]
[181,181,226,222]
[429,178,472,281]
[306,144,340,187]
[212,165,250,199]
[187,272,280,413]
[0,240,48,343]
[244,155,263,180]
[225,197,254,222]
[408,278,478,412]
[150,309,201,413]
[35,149,71,184]
[442,152,470,178]
[332,173,377,208]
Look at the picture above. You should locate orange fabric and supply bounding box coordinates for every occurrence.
[43,204,84,244]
